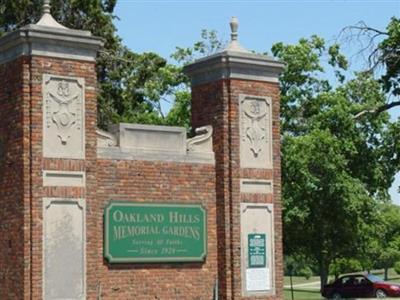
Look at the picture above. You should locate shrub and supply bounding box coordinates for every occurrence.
[284,254,315,279]
[330,258,363,278]
[394,261,400,275]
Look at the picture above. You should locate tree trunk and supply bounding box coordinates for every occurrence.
[384,267,389,281]
[320,261,329,290]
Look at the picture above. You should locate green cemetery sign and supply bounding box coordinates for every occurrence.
[104,201,207,263]
[248,233,266,268]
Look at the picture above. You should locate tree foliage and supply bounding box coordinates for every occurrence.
[372,204,400,280]
[330,258,363,280]
[394,261,400,275]
[274,35,399,287]
[346,18,400,116]
[0,0,199,129]
[375,17,400,97]
[284,254,314,279]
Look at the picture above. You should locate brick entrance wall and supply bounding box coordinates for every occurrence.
[0,57,27,300]
[95,159,217,299]
[191,79,283,300]
[0,54,98,299]
[0,11,283,300]
[28,56,98,299]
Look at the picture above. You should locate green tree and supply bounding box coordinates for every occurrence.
[394,261,400,275]
[346,19,400,272]
[374,204,400,280]
[330,258,363,280]
[99,48,188,127]
[275,36,399,288]
[0,0,122,127]
[0,0,195,129]
[347,18,400,115]
[379,18,400,101]
[284,254,314,279]
[104,28,224,129]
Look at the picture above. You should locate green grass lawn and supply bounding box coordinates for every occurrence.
[284,275,323,286]
[284,288,323,300]
[284,274,323,300]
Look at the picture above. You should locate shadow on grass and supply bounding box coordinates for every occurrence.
[284,288,323,300]
[389,276,400,280]
[286,288,320,293]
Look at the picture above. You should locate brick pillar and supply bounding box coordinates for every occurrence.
[0,4,101,299]
[184,18,284,300]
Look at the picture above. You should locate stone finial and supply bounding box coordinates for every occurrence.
[42,0,51,14]
[230,17,239,42]
[225,17,249,53]
[36,0,67,29]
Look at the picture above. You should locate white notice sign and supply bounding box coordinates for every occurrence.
[246,267,270,291]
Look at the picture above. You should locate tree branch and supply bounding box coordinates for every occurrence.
[353,101,400,119]
[345,24,388,36]
[339,21,389,73]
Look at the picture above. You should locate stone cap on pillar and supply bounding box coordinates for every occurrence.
[183,17,285,86]
[0,0,103,64]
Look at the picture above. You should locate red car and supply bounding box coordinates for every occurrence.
[321,274,400,299]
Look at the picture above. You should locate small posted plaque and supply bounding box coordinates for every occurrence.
[246,233,270,291]
[248,234,266,268]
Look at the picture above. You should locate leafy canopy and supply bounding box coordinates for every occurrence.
[274,35,399,286]
[378,17,400,97]
[0,0,201,129]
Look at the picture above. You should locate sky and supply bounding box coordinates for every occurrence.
[114,0,400,204]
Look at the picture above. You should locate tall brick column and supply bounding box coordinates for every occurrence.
[0,2,102,299]
[184,18,285,299]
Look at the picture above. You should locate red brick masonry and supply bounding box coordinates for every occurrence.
[0,54,282,300]
[191,79,283,300]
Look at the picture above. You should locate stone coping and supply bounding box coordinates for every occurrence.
[0,24,103,64]
[97,147,215,165]
[183,49,285,86]
[97,123,215,164]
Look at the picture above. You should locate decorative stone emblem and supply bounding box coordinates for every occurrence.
[43,74,85,159]
[243,100,267,156]
[48,80,80,144]
[239,95,272,169]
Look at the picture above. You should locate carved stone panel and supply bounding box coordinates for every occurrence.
[239,95,272,169]
[43,74,85,159]
[43,198,86,300]
[241,203,275,297]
